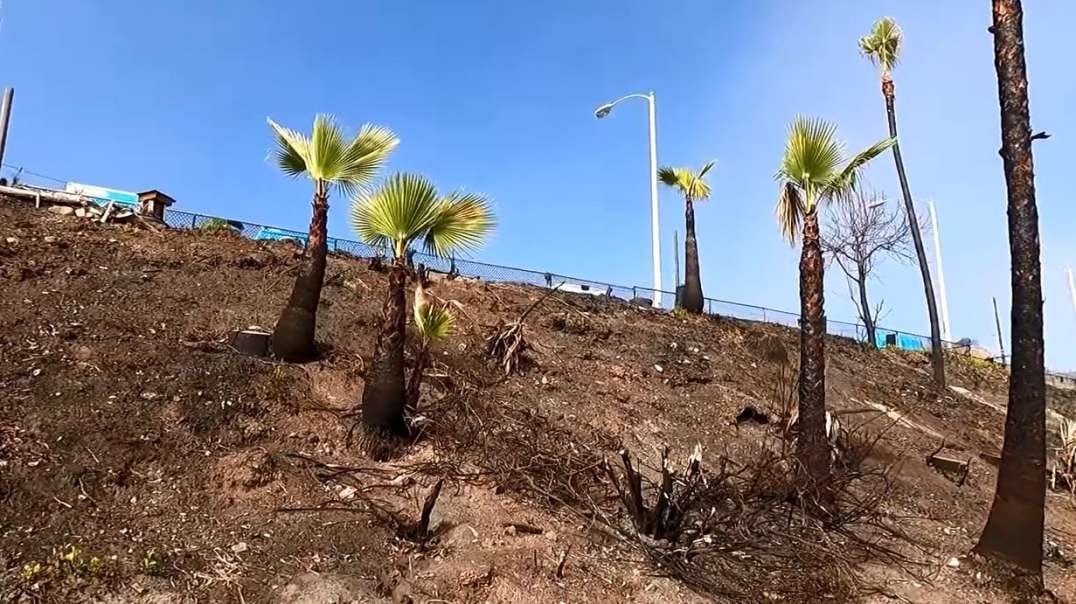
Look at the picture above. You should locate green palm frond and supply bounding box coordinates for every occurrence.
[859,17,902,74]
[268,118,311,177]
[774,116,891,241]
[658,160,715,201]
[351,172,441,257]
[336,123,400,197]
[423,191,496,258]
[826,136,896,200]
[414,300,456,343]
[267,115,398,194]
[351,173,495,259]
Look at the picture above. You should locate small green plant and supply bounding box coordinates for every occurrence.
[197,218,242,233]
[20,561,43,582]
[671,306,689,320]
[141,549,164,576]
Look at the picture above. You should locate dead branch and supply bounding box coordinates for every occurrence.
[485,282,564,375]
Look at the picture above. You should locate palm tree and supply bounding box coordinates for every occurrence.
[351,173,494,436]
[408,284,456,410]
[267,115,398,361]
[860,17,946,388]
[658,161,715,313]
[775,117,893,486]
[974,0,1046,586]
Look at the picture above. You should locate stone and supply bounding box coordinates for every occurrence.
[48,205,74,216]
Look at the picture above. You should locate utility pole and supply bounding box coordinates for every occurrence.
[992,296,1006,365]
[0,88,13,170]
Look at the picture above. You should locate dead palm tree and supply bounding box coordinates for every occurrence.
[973,0,1046,587]
[267,115,398,361]
[860,17,946,388]
[658,161,715,313]
[776,117,893,487]
[351,173,494,437]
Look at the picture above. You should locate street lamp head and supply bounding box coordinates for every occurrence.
[594,103,614,119]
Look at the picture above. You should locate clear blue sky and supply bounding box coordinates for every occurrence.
[2,1,1074,370]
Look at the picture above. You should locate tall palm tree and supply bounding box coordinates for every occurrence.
[408,285,456,410]
[860,17,946,388]
[658,161,715,313]
[974,0,1046,586]
[776,117,893,486]
[267,115,398,361]
[351,173,494,436]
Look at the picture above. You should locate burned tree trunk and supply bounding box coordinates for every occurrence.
[797,209,830,490]
[973,0,1046,585]
[272,183,329,361]
[360,262,410,437]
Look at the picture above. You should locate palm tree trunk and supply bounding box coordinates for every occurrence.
[883,76,946,388]
[797,209,829,486]
[271,182,329,361]
[406,343,429,412]
[856,263,877,348]
[361,260,409,436]
[682,197,705,313]
[973,0,1045,583]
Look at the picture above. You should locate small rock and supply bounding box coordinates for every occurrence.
[48,205,74,216]
[5,237,17,244]
[653,364,664,374]
[140,392,158,401]
[946,557,960,568]
[43,236,57,243]
[231,542,249,554]
[75,208,87,218]
[339,486,357,500]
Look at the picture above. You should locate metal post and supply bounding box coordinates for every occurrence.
[673,230,680,290]
[1066,268,1076,321]
[646,92,662,308]
[190,214,197,229]
[992,296,1006,364]
[927,200,952,342]
[0,88,14,170]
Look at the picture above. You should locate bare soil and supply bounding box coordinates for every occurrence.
[1,196,1074,603]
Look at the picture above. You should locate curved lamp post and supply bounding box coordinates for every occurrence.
[595,91,662,308]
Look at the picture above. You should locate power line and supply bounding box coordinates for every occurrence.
[1,162,67,184]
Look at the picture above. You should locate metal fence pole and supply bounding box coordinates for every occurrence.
[190,214,197,228]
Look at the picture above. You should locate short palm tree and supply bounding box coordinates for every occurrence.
[658,161,715,313]
[860,17,946,388]
[267,115,398,361]
[351,173,494,436]
[407,285,456,410]
[776,117,893,487]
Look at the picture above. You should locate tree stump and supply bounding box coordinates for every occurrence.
[232,328,271,357]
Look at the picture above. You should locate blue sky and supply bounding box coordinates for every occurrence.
[2,1,1074,370]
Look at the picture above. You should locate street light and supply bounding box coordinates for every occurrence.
[595,91,662,308]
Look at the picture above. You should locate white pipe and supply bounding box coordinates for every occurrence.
[928,200,952,342]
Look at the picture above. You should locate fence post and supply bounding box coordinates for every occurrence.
[632,286,637,299]
[190,214,196,229]
[708,299,712,314]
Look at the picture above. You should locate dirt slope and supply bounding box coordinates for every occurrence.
[1,196,1074,603]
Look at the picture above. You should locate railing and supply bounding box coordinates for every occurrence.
[163,207,947,352]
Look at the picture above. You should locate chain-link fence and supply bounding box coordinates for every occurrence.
[163,207,953,352]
